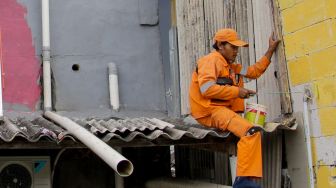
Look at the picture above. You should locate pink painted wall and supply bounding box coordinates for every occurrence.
[0,0,41,111]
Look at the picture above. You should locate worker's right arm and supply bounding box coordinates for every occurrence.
[197,58,240,100]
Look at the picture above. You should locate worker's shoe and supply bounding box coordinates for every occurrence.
[246,126,263,136]
[233,177,261,188]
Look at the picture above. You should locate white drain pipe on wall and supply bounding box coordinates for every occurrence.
[303,87,315,188]
[44,111,134,177]
[42,0,52,111]
[108,63,120,111]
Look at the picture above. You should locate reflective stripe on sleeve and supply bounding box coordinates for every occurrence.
[200,81,216,94]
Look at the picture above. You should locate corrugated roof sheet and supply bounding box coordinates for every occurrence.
[0,114,297,147]
[0,116,230,145]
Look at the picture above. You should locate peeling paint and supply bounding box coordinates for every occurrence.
[0,0,41,111]
[313,136,336,166]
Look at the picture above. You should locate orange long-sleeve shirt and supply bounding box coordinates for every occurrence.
[189,51,271,119]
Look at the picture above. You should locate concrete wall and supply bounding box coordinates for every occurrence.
[278,0,336,187]
[0,0,168,114]
[50,0,166,112]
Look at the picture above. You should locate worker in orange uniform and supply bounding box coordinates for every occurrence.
[189,28,280,187]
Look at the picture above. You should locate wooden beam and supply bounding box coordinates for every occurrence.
[0,136,236,149]
[270,0,293,114]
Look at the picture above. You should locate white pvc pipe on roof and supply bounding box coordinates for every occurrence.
[42,0,52,111]
[44,111,134,177]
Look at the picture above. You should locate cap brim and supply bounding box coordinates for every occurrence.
[229,40,249,47]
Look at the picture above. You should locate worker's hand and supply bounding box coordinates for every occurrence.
[238,88,256,99]
[268,32,281,52]
[265,32,281,60]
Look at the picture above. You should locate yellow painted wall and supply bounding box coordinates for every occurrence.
[278,0,336,187]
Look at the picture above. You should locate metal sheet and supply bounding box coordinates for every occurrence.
[176,0,206,115]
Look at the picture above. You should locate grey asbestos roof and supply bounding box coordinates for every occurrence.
[0,116,230,146]
[0,114,297,148]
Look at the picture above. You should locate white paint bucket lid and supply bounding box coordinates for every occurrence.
[246,102,267,113]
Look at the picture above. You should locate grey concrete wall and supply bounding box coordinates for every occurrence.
[18,0,167,113]
[49,0,166,112]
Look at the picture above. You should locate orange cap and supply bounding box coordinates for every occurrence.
[214,28,248,47]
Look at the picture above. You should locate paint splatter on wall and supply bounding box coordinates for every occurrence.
[0,0,41,111]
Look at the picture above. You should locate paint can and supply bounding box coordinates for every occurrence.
[244,103,267,127]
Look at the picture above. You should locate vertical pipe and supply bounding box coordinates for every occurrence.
[108,63,120,111]
[42,0,52,111]
[303,88,315,188]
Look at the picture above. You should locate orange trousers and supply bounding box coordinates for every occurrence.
[196,107,262,177]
